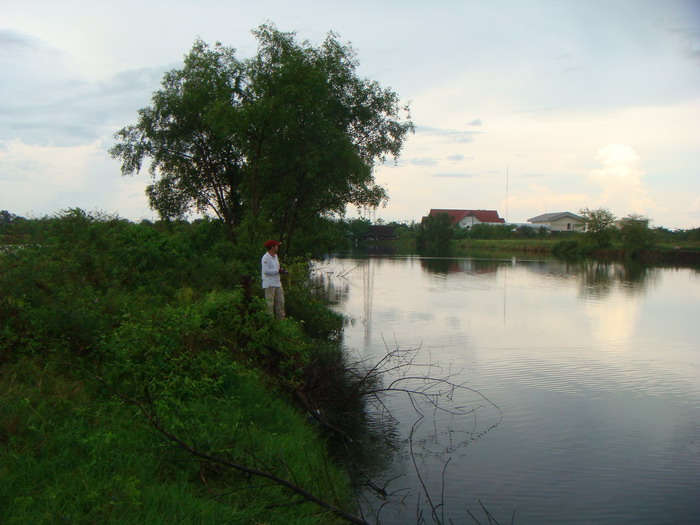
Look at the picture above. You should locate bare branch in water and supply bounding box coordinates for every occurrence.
[297,339,505,524]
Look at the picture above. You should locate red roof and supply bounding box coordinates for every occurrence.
[428,209,505,224]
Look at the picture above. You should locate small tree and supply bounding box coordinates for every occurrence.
[579,207,616,248]
[619,214,654,256]
[0,210,20,225]
[417,212,453,250]
[345,217,372,241]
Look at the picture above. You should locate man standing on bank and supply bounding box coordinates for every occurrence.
[261,240,286,319]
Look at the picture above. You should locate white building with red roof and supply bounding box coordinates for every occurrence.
[425,209,505,229]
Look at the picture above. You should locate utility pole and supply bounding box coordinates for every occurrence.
[505,166,509,223]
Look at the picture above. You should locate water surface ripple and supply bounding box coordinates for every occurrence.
[319,256,700,525]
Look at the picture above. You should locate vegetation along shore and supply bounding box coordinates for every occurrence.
[1,212,370,524]
[2,22,698,525]
[1,23,415,524]
[2,209,697,523]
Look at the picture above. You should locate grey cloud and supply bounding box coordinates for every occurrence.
[416,125,482,144]
[0,29,63,57]
[467,118,482,126]
[447,154,473,162]
[671,26,700,61]
[1,62,165,146]
[1,28,170,146]
[431,173,478,178]
[409,157,439,166]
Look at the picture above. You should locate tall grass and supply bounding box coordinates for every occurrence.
[0,211,353,523]
[1,357,349,524]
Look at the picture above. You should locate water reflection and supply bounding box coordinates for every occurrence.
[420,257,500,275]
[416,256,658,297]
[577,260,658,299]
[313,255,700,524]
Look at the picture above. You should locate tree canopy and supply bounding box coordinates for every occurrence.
[110,25,413,249]
[417,212,453,250]
[619,213,654,256]
[579,207,617,248]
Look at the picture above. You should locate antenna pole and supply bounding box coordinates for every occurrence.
[505,166,509,223]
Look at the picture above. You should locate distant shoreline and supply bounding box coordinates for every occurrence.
[356,237,700,268]
[452,239,700,267]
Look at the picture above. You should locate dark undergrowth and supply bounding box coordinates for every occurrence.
[0,210,354,524]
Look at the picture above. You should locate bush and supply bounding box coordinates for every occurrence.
[552,238,584,258]
[0,356,349,524]
[618,214,655,257]
[0,211,356,523]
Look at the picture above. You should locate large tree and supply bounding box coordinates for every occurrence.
[111,25,413,247]
[244,26,413,250]
[110,39,247,240]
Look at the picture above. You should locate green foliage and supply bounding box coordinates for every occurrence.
[552,238,586,258]
[579,207,617,248]
[342,217,372,243]
[465,223,514,240]
[0,212,354,523]
[686,227,700,242]
[0,210,249,361]
[282,215,348,257]
[1,358,348,524]
[618,214,655,256]
[111,40,246,231]
[283,260,344,341]
[0,209,24,228]
[110,25,413,248]
[417,212,453,250]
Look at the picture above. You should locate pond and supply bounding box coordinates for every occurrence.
[314,255,700,524]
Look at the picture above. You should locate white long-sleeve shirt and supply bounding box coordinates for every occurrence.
[261,251,281,288]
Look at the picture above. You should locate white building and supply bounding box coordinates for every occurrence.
[527,212,584,232]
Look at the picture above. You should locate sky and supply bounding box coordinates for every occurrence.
[2,0,699,229]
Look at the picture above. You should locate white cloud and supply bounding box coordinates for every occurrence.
[504,186,589,222]
[587,144,657,217]
[431,173,479,179]
[0,139,152,219]
[2,1,699,229]
[408,157,439,167]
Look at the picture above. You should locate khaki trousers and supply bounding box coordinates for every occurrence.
[264,286,285,319]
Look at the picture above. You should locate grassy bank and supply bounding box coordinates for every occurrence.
[0,211,355,524]
[452,238,559,257]
[448,236,700,266]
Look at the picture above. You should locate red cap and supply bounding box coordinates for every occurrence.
[264,240,281,249]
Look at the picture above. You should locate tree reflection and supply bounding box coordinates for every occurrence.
[310,260,354,305]
[420,257,501,275]
[577,260,656,299]
[413,255,658,300]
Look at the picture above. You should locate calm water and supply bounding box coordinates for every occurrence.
[315,256,700,525]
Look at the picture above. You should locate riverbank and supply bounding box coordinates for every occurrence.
[454,238,699,265]
[357,237,700,267]
[0,212,358,524]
